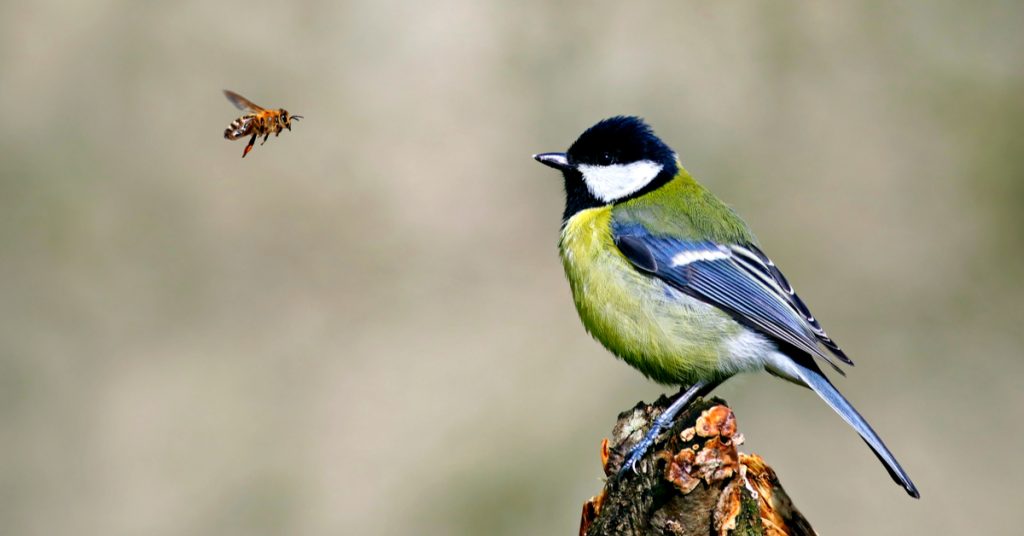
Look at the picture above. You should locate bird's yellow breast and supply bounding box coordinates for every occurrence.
[559,207,741,385]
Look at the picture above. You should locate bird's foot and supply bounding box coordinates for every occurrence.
[617,411,674,477]
[615,380,719,478]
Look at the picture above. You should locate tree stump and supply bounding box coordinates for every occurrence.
[579,396,816,536]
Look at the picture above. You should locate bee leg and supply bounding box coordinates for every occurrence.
[243,134,257,158]
[261,132,270,145]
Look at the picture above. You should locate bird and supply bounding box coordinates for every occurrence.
[533,116,919,498]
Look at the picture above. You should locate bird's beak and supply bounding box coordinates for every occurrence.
[533,152,571,171]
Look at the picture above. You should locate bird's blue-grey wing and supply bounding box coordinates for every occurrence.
[613,222,850,373]
[734,244,850,363]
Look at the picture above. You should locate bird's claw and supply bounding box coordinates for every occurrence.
[617,437,654,477]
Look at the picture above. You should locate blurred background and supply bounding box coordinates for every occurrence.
[1,1,1022,534]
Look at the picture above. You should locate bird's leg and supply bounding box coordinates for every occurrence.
[619,379,722,476]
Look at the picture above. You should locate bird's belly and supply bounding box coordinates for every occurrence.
[559,208,771,385]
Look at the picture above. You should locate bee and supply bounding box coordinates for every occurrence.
[222,90,303,158]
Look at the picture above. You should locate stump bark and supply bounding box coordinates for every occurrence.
[579,396,816,536]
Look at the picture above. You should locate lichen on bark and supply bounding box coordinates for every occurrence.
[579,396,816,536]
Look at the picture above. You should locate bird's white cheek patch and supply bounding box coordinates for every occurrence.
[578,160,663,202]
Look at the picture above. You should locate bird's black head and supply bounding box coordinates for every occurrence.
[534,116,678,221]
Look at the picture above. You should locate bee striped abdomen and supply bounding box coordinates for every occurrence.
[224,116,254,140]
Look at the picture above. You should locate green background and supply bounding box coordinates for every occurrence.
[2,1,1021,534]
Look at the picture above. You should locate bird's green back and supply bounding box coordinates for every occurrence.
[612,164,756,246]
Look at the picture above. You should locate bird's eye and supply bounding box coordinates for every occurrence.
[598,152,614,165]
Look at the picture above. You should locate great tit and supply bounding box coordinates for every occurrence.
[534,116,919,498]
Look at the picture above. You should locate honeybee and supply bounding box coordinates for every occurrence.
[223,90,303,158]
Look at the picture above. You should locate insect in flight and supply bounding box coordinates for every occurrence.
[222,90,303,158]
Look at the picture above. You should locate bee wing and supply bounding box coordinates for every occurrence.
[224,116,254,140]
[223,90,265,112]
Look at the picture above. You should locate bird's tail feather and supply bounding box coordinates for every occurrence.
[793,364,920,498]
